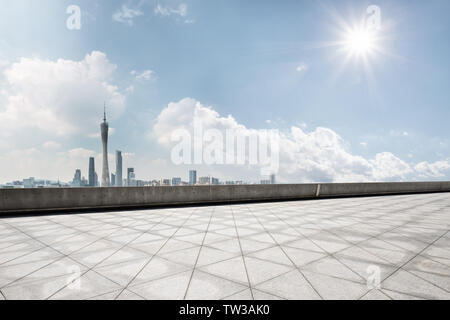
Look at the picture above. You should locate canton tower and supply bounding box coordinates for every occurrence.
[101,103,110,187]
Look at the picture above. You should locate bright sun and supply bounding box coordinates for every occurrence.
[344,28,376,56]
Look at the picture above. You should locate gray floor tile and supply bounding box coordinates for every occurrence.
[185,270,248,300]
[254,270,321,300]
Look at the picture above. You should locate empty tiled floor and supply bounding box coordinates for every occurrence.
[0,193,449,300]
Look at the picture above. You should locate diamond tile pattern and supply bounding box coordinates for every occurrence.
[0,193,449,300]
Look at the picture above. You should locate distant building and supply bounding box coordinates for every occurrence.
[198,177,211,185]
[127,168,135,186]
[260,180,271,185]
[72,169,82,187]
[211,177,219,185]
[172,177,182,186]
[88,157,96,187]
[94,172,99,187]
[116,150,122,187]
[189,170,197,185]
[111,173,116,186]
[270,174,276,184]
[161,179,171,186]
[23,177,35,188]
[136,180,145,187]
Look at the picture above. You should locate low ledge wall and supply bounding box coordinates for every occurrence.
[1,182,450,214]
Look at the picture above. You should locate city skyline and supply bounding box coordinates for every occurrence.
[0,105,277,188]
[0,1,449,184]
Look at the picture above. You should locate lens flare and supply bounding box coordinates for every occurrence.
[344,28,376,55]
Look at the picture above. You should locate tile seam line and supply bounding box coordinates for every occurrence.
[245,206,324,300]
[266,208,367,284]
[230,206,255,300]
[0,209,166,289]
[270,204,439,282]
[45,210,178,300]
[183,207,215,300]
[0,220,127,289]
[0,211,147,268]
[113,208,199,299]
[379,230,450,294]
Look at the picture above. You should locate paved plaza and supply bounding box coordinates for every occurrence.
[0,193,449,300]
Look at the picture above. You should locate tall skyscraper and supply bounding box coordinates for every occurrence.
[88,157,96,187]
[116,150,123,187]
[72,169,82,187]
[270,174,276,184]
[127,168,135,186]
[101,103,110,187]
[189,170,197,185]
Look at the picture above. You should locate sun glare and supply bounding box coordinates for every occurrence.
[344,28,376,56]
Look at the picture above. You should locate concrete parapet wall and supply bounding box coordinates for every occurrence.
[1,182,449,214]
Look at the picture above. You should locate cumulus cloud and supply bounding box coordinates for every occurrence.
[415,160,450,178]
[112,5,144,26]
[131,69,155,81]
[153,98,424,183]
[0,51,125,137]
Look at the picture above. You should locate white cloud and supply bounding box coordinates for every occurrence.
[152,98,420,183]
[131,69,155,81]
[112,5,144,26]
[414,160,450,178]
[0,51,125,137]
[154,3,193,23]
[369,152,412,180]
[43,141,61,149]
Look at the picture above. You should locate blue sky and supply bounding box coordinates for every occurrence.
[0,0,449,183]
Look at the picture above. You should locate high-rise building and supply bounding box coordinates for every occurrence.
[211,177,219,185]
[172,177,182,186]
[94,172,99,187]
[127,168,135,186]
[189,170,197,185]
[111,173,116,186]
[72,169,82,187]
[270,174,276,184]
[116,150,123,187]
[88,157,96,187]
[101,103,110,187]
